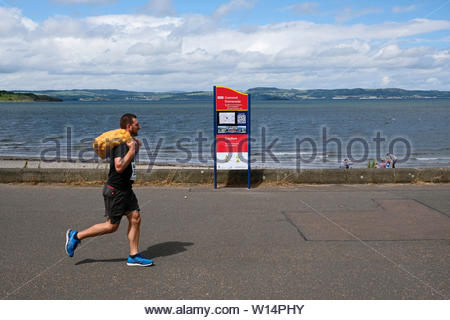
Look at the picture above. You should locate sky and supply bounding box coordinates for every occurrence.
[0,0,449,91]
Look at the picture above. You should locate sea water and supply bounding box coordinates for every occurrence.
[0,99,449,168]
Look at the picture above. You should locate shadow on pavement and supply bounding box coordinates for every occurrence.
[221,170,264,188]
[75,241,194,265]
[75,257,126,265]
[141,241,194,259]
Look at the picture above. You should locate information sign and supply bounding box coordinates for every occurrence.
[213,86,251,188]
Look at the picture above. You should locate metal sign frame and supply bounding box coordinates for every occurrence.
[213,86,251,189]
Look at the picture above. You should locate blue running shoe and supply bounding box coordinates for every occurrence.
[127,254,154,267]
[65,229,80,257]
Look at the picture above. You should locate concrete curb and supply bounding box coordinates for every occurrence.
[0,168,449,185]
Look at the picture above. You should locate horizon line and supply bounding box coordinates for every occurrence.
[9,87,450,93]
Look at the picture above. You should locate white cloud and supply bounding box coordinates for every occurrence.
[286,2,319,15]
[381,76,391,85]
[0,7,37,35]
[127,39,182,56]
[336,7,382,23]
[375,44,402,59]
[213,0,257,18]
[426,77,440,85]
[142,0,177,17]
[393,5,416,14]
[0,6,450,91]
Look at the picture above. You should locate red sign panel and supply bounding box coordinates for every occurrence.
[216,134,248,153]
[215,86,250,172]
[216,86,248,111]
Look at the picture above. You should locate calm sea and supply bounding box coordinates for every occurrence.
[1,99,449,168]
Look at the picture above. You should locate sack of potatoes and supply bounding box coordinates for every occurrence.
[93,129,131,159]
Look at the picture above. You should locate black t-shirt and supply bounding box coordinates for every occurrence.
[106,143,136,190]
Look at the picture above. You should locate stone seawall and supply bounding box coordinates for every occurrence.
[0,168,448,185]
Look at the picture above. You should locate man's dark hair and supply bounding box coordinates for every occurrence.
[120,113,137,129]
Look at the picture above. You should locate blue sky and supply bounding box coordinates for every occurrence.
[0,0,449,91]
[7,1,450,24]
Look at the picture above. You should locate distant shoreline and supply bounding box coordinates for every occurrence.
[0,90,62,102]
[4,87,450,102]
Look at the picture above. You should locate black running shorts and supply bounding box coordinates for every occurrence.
[103,184,140,224]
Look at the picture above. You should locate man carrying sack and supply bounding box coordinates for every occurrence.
[65,113,153,267]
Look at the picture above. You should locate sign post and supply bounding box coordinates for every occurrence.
[213,86,251,189]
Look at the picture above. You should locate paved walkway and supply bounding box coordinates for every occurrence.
[0,184,449,299]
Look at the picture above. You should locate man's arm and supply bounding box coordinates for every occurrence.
[114,140,136,173]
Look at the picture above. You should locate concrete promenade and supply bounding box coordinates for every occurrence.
[0,183,449,299]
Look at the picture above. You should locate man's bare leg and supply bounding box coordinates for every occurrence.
[77,219,119,240]
[126,210,141,256]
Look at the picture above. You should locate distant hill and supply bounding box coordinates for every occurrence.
[0,90,62,102]
[11,87,450,102]
[22,89,213,102]
[246,87,450,100]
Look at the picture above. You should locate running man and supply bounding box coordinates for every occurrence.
[65,113,153,267]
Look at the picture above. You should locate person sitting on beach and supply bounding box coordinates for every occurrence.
[340,159,353,169]
[386,153,397,168]
[378,158,387,168]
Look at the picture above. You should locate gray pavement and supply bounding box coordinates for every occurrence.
[0,183,449,299]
